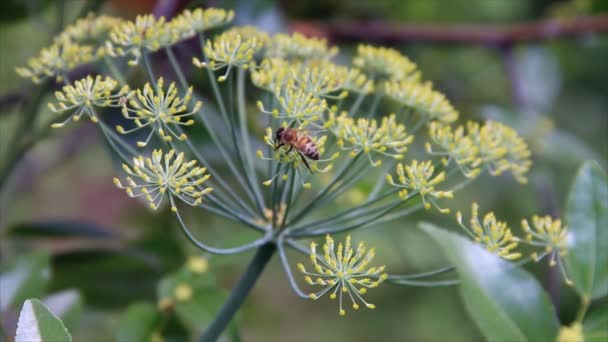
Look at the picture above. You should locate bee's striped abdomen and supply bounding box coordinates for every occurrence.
[298,136,319,160]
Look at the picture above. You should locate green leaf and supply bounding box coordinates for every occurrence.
[41,290,83,331]
[0,252,50,311]
[15,299,71,342]
[115,302,161,342]
[564,161,608,299]
[584,305,608,342]
[420,223,559,342]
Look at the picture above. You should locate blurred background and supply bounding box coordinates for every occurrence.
[1,0,607,341]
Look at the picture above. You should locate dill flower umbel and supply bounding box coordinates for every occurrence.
[386,160,453,213]
[327,112,414,166]
[519,215,568,265]
[425,122,481,178]
[257,84,329,127]
[194,28,265,81]
[107,14,168,65]
[172,7,234,37]
[16,41,97,83]
[297,235,388,316]
[267,32,338,61]
[466,121,532,183]
[48,75,130,127]
[55,13,125,54]
[117,77,202,147]
[353,44,419,81]
[384,80,459,124]
[113,149,212,210]
[456,203,521,260]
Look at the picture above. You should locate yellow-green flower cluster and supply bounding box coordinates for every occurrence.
[48,75,130,127]
[257,85,328,127]
[353,44,419,81]
[113,149,212,210]
[384,80,459,124]
[194,28,266,81]
[327,112,413,166]
[426,122,481,178]
[297,235,388,316]
[386,160,453,213]
[456,203,521,260]
[267,32,338,61]
[467,121,532,183]
[426,120,532,183]
[258,127,338,187]
[16,41,97,83]
[117,77,202,147]
[56,13,125,53]
[520,215,568,266]
[171,7,234,37]
[107,14,169,65]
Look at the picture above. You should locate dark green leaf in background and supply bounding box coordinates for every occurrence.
[564,161,608,299]
[584,304,608,342]
[115,302,161,342]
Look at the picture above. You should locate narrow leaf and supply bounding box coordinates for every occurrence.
[115,302,160,342]
[0,252,50,311]
[15,299,71,342]
[42,290,83,330]
[584,305,608,342]
[564,161,608,299]
[421,223,559,342]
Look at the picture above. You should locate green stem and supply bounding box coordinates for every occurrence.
[575,295,590,323]
[200,243,276,342]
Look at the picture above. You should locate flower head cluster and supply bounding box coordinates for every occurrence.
[426,122,481,178]
[327,112,414,166]
[386,160,453,213]
[520,215,568,266]
[257,85,329,127]
[267,32,338,61]
[384,80,459,124]
[467,121,532,183]
[16,41,97,83]
[48,75,130,127]
[107,14,168,65]
[113,149,212,210]
[195,28,265,81]
[298,235,388,316]
[259,127,338,187]
[172,7,234,37]
[117,77,202,147]
[353,44,419,81]
[55,13,125,53]
[457,203,521,260]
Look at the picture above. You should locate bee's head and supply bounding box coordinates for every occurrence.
[275,127,285,142]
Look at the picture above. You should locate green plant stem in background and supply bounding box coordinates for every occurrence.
[200,243,276,342]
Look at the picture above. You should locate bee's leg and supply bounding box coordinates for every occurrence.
[297,151,312,172]
[287,145,294,153]
[274,143,284,151]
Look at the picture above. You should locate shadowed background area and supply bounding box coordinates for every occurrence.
[1,0,607,341]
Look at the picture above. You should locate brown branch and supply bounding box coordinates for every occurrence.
[291,14,608,46]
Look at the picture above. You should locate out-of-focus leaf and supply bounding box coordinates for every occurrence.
[0,252,50,311]
[543,132,606,166]
[15,299,71,342]
[564,161,608,299]
[41,289,82,331]
[7,221,118,238]
[420,223,559,342]
[157,267,236,338]
[584,305,608,342]
[52,251,160,309]
[115,302,160,342]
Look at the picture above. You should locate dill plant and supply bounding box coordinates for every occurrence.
[16,7,580,341]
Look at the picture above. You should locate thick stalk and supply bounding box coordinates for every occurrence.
[200,243,276,342]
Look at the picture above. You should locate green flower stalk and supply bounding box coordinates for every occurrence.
[17,6,543,340]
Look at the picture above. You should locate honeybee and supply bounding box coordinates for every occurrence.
[275,127,319,171]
